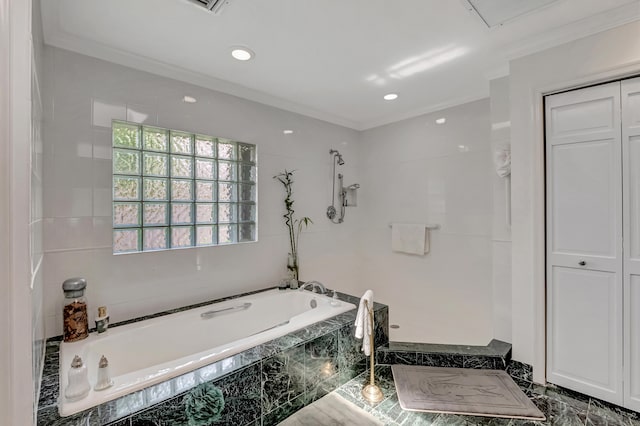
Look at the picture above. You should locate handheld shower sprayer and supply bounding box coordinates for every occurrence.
[327,149,359,223]
[327,149,343,223]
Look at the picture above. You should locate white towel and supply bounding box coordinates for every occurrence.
[391,223,428,255]
[354,290,374,356]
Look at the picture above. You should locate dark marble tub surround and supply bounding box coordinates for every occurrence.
[259,331,351,425]
[376,338,512,371]
[37,340,265,426]
[129,363,262,426]
[506,359,534,383]
[38,339,61,412]
[381,339,511,356]
[37,288,389,426]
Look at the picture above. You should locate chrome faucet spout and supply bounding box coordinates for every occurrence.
[298,280,327,294]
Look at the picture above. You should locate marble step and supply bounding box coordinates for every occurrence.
[376,339,512,370]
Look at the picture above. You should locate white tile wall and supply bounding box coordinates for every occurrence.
[492,240,512,341]
[42,47,363,337]
[41,47,502,350]
[31,0,45,417]
[489,77,512,343]
[359,99,494,345]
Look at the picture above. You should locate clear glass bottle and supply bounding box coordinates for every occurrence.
[287,253,299,288]
[64,355,90,401]
[62,278,89,343]
[95,306,109,334]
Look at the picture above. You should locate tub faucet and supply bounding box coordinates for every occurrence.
[299,281,327,294]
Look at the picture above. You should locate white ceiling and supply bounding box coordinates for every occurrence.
[41,0,640,130]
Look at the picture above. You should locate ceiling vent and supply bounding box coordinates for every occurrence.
[461,0,560,28]
[189,0,234,15]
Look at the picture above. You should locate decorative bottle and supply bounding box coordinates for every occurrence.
[62,278,89,343]
[64,355,90,401]
[94,355,114,391]
[95,306,109,334]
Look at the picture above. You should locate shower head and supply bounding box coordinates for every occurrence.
[330,149,345,165]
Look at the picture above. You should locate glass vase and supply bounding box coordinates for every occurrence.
[287,252,299,284]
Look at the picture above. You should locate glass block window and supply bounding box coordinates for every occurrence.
[112,121,257,254]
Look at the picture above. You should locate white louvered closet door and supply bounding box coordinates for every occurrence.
[545,82,624,405]
[623,76,640,412]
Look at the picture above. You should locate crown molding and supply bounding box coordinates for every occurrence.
[504,1,640,61]
[40,1,640,132]
[359,91,490,131]
[484,64,510,81]
[42,32,362,131]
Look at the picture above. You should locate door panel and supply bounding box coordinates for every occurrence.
[629,136,640,261]
[549,267,620,396]
[628,92,640,129]
[546,81,623,405]
[550,140,617,257]
[623,76,640,411]
[549,97,616,138]
[627,275,640,410]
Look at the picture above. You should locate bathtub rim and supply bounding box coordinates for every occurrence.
[37,287,389,425]
[57,287,358,417]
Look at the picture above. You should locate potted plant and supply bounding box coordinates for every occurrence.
[274,170,312,282]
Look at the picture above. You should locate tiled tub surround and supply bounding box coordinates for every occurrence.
[376,339,512,370]
[58,289,356,416]
[37,289,389,425]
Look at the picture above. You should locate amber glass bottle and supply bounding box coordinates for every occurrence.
[62,278,89,342]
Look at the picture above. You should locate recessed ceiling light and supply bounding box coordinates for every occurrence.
[436,117,446,124]
[183,96,197,103]
[283,130,294,135]
[383,93,399,101]
[231,47,255,61]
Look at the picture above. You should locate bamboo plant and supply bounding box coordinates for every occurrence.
[273,170,312,281]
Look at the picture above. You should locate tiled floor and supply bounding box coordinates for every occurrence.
[285,366,640,426]
[278,393,384,425]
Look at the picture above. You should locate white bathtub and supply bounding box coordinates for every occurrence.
[58,288,356,417]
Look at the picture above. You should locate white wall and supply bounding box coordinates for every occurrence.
[31,0,45,419]
[509,19,640,383]
[489,77,512,343]
[42,47,363,338]
[2,0,38,425]
[358,99,494,345]
[0,2,12,423]
[42,47,499,350]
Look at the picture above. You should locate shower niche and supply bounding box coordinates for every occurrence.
[344,184,359,207]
